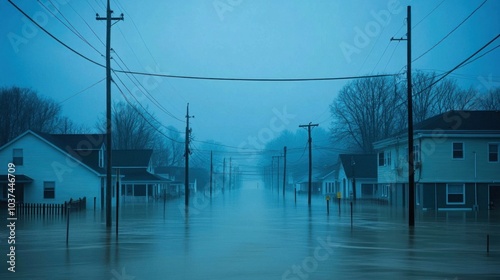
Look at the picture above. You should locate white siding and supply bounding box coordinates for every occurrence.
[0,133,101,208]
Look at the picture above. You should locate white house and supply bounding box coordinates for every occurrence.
[0,130,105,209]
[373,110,500,211]
[0,130,169,208]
[337,154,378,200]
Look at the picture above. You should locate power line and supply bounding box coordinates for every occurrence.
[415,33,500,96]
[412,0,446,30]
[9,1,398,84]
[58,78,105,104]
[8,0,105,68]
[413,0,488,63]
[112,70,396,82]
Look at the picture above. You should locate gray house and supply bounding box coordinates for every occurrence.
[373,111,500,211]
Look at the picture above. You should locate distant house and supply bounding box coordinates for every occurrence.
[113,150,169,203]
[154,166,209,196]
[337,154,378,200]
[0,130,168,208]
[295,169,323,194]
[320,163,340,196]
[373,111,500,211]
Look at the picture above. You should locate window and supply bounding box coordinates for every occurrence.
[44,181,55,199]
[99,148,104,168]
[446,184,465,204]
[452,142,464,159]
[378,152,384,166]
[13,149,23,165]
[384,151,392,166]
[489,143,499,162]
[413,144,420,163]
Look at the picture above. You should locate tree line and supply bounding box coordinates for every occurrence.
[0,86,185,167]
[330,71,500,153]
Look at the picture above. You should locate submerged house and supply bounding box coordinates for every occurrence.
[373,111,500,211]
[337,154,378,200]
[0,130,167,208]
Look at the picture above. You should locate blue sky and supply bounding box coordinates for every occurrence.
[1,0,499,148]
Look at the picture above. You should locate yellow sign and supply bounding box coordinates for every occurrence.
[337,192,342,199]
[326,195,330,201]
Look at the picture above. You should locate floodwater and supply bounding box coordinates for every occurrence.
[1,186,499,280]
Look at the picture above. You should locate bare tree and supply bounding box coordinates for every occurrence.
[53,116,91,134]
[476,87,500,110]
[98,101,161,150]
[151,126,184,167]
[330,76,403,153]
[0,87,61,145]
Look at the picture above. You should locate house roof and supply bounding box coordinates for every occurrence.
[119,169,169,183]
[413,110,500,132]
[37,132,105,151]
[113,150,152,167]
[339,154,377,179]
[0,174,33,183]
[374,111,500,149]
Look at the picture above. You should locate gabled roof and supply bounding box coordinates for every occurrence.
[37,132,105,151]
[113,150,152,168]
[339,154,377,179]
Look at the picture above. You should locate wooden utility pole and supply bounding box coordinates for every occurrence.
[283,146,287,197]
[96,0,123,228]
[184,103,194,207]
[391,6,414,227]
[299,122,319,206]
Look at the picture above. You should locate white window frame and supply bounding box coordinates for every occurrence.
[384,151,392,167]
[488,143,499,163]
[43,181,55,199]
[446,183,465,205]
[452,142,464,160]
[378,152,384,166]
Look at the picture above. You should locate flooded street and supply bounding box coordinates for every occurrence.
[2,186,500,279]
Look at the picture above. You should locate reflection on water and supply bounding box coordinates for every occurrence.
[1,187,499,279]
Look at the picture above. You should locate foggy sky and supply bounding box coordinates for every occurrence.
[1,0,499,149]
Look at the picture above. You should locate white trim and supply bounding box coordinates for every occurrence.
[438,207,472,211]
[488,142,499,163]
[446,183,465,205]
[451,142,464,160]
[1,130,102,176]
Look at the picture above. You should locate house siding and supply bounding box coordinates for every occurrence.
[0,133,101,208]
[419,137,500,183]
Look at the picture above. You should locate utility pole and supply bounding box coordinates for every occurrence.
[222,158,226,193]
[184,103,194,208]
[272,155,282,194]
[283,146,287,197]
[299,122,319,206]
[391,6,414,227]
[210,151,213,198]
[96,0,123,228]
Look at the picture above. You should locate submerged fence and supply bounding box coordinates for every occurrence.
[15,197,86,216]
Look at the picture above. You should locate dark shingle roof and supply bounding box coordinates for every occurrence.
[339,154,377,179]
[112,150,152,167]
[37,132,106,151]
[415,111,500,132]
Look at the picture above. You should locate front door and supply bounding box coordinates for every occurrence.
[489,185,500,210]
